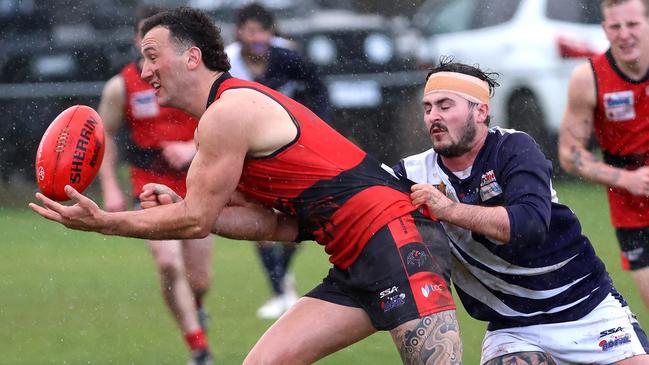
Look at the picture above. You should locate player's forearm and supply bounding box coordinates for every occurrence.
[100,202,211,239]
[98,137,122,191]
[440,203,510,243]
[559,143,625,188]
[214,206,298,242]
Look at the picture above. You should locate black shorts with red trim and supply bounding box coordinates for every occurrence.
[616,227,649,271]
[305,210,455,330]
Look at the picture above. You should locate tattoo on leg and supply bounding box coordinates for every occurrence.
[484,351,556,365]
[392,310,462,365]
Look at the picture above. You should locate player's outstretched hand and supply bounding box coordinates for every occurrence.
[139,183,182,209]
[29,185,105,232]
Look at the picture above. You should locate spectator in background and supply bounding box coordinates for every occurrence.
[226,3,331,121]
[396,59,649,364]
[559,0,649,313]
[225,2,332,320]
[96,5,214,365]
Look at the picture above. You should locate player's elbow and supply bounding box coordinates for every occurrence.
[193,219,214,239]
[182,211,214,239]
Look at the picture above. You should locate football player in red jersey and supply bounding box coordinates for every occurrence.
[30,7,461,364]
[560,0,649,313]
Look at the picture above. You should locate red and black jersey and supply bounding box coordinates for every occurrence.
[120,62,198,197]
[209,73,419,268]
[591,50,649,228]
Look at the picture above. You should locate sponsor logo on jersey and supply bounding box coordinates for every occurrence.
[131,90,160,119]
[599,334,631,351]
[479,169,502,201]
[604,91,635,122]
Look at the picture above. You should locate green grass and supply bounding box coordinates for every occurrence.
[1,180,647,364]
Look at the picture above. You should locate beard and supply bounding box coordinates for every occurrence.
[433,114,477,158]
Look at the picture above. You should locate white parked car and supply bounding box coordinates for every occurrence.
[413,0,609,163]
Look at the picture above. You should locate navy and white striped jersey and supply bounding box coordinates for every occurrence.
[394,127,615,330]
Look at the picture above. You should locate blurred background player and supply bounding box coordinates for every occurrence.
[225,2,332,319]
[559,0,649,313]
[96,5,214,364]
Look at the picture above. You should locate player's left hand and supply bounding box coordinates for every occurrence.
[411,183,455,219]
[29,185,105,232]
[160,141,196,170]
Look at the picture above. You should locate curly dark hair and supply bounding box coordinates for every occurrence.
[134,5,165,35]
[236,3,275,31]
[426,56,500,125]
[141,7,230,72]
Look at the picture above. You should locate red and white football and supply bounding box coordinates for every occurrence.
[35,105,105,201]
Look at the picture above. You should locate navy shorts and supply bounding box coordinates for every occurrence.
[305,211,455,330]
[616,227,649,270]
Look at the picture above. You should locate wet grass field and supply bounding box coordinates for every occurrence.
[1,180,647,364]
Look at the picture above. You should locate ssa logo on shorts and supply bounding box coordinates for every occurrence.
[380,286,399,298]
[600,327,624,338]
[379,286,406,312]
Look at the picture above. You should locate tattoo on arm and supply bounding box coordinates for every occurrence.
[568,145,622,184]
[569,146,585,171]
[393,310,462,365]
[484,351,557,365]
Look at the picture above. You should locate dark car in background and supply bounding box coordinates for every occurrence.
[194,0,426,164]
[411,0,608,166]
[0,0,136,182]
[0,0,424,182]
[279,9,424,165]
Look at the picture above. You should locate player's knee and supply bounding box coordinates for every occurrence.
[154,253,184,277]
[188,274,211,296]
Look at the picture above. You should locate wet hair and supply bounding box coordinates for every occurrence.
[601,0,649,16]
[236,3,275,31]
[134,5,165,35]
[426,56,500,126]
[142,7,231,72]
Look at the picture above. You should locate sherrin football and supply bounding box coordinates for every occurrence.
[35,105,105,201]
